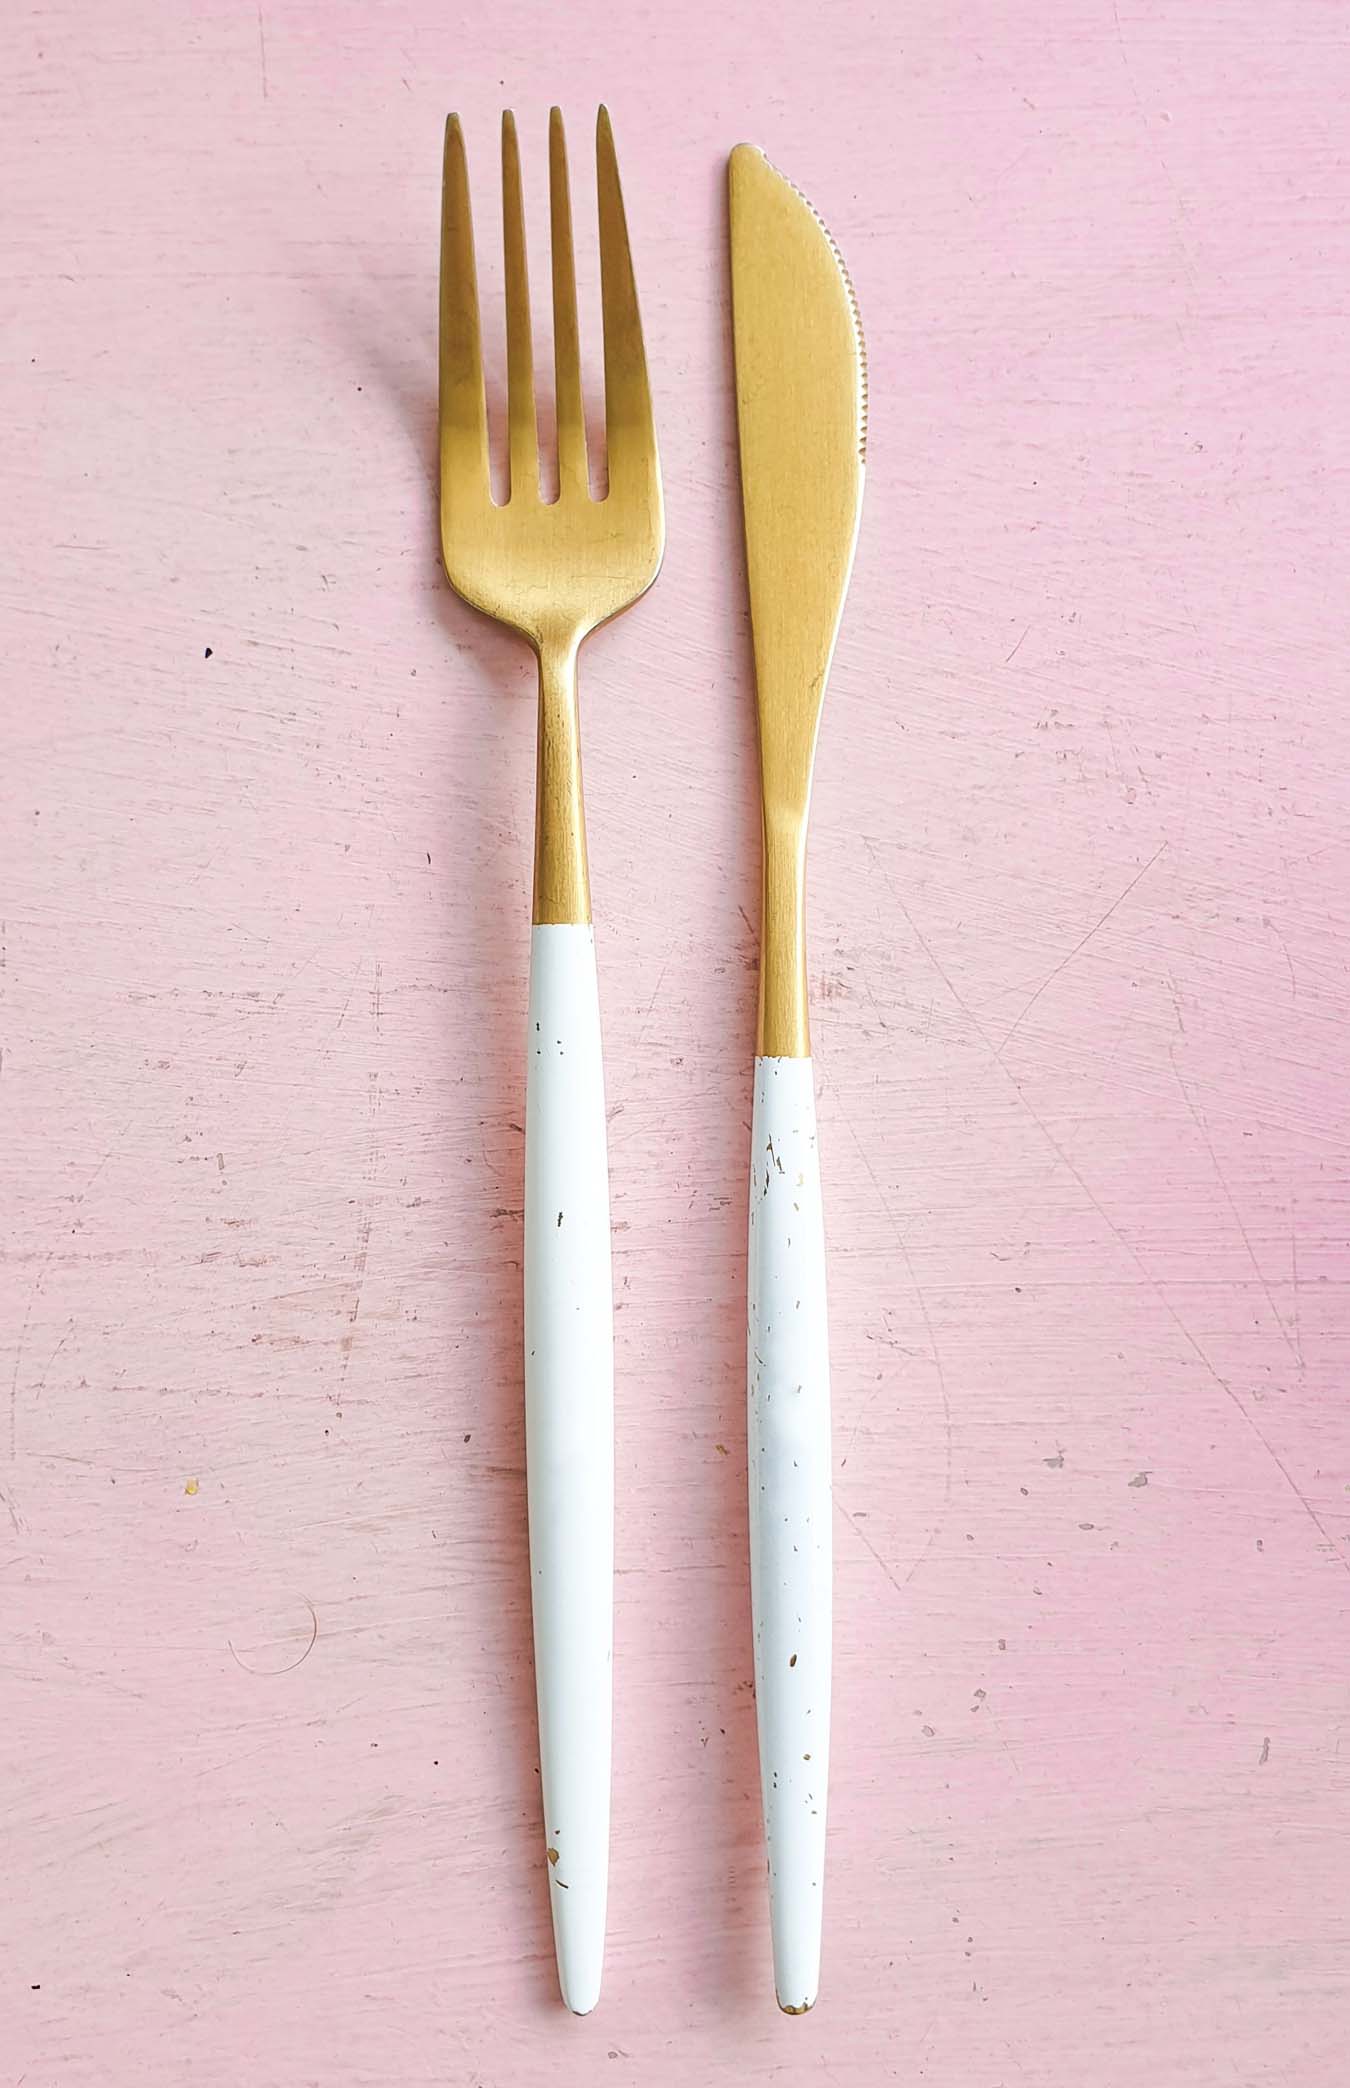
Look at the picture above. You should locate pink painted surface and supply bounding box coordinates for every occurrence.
[3,1,1349,2080]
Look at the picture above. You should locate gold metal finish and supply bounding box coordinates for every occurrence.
[439,108,664,925]
[729,145,866,1055]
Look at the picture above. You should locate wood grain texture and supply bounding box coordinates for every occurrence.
[3,1,1349,2080]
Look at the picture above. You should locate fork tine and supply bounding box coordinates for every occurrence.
[549,108,588,497]
[596,106,656,486]
[439,115,489,491]
[501,111,539,501]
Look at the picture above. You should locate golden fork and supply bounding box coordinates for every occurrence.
[439,106,663,2015]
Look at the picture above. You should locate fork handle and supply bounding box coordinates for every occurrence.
[748,1055,832,2014]
[524,921,613,2016]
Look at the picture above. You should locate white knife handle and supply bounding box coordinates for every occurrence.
[748,1055,832,2013]
[524,923,614,2016]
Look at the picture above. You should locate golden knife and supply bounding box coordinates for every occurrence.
[729,142,867,2014]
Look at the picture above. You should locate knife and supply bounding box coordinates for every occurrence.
[729,143,866,2015]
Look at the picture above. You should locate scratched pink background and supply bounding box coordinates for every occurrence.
[4,1,1350,2081]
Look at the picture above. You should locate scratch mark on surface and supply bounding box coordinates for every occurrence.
[1027,1100,1341,1571]
[339,1212,373,1387]
[1004,624,1030,665]
[0,1475,21,1534]
[874,859,1350,1581]
[1268,921,1298,1002]
[1062,1005,1138,1160]
[985,1696,1024,1781]
[9,1117,139,1458]
[842,1369,886,1468]
[1290,1199,1303,1366]
[327,961,365,1050]
[1111,0,1197,289]
[635,944,676,1049]
[9,1288,36,1463]
[228,1597,318,1677]
[1171,1048,1300,1365]
[365,1072,382,1179]
[998,843,1166,1056]
[835,1497,905,1597]
[835,1098,953,1585]
[33,1324,71,1404]
[338,1067,382,1387]
[257,5,269,99]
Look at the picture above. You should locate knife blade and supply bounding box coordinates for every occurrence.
[729,142,866,2016]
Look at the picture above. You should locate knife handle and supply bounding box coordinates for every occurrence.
[524,922,614,2016]
[747,1054,832,2014]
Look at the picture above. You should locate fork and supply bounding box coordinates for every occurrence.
[439,106,663,2015]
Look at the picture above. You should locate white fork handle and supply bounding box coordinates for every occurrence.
[524,922,614,2016]
[748,1056,832,2014]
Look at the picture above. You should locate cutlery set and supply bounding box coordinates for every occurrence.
[439,108,865,2017]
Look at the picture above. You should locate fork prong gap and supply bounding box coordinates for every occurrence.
[501,110,539,502]
[549,108,588,501]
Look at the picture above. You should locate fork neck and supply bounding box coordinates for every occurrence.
[532,635,591,927]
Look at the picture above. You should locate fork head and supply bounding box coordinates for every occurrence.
[439,107,664,658]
